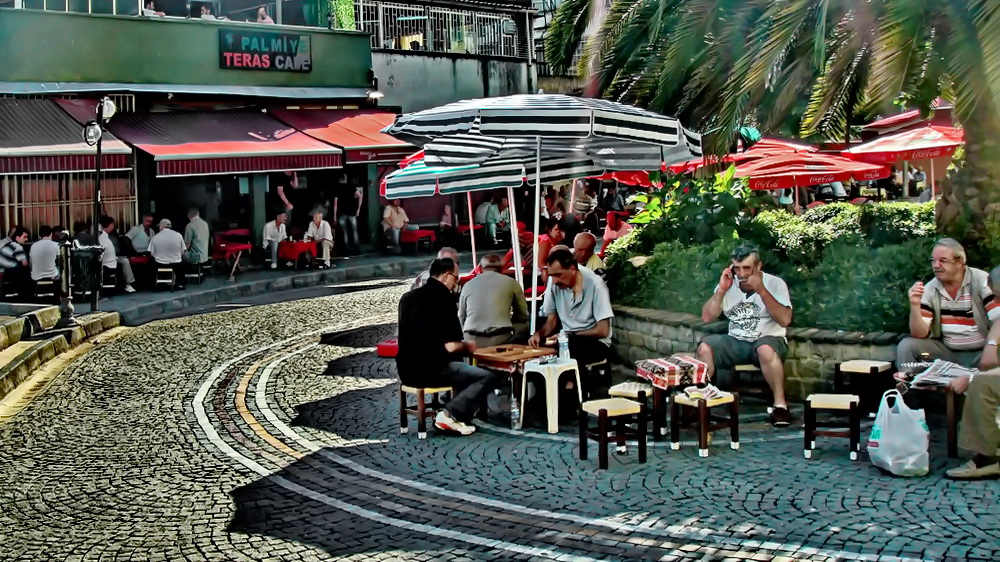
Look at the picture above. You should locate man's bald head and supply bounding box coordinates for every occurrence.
[437,247,458,260]
[573,232,597,265]
[480,253,503,272]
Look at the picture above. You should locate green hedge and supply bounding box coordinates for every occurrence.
[607,198,943,333]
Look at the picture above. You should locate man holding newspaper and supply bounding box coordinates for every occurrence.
[899,238,1000,480]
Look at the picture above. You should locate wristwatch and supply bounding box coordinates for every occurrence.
[988,340,998,347]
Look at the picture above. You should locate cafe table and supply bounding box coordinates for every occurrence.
[278,240,317,269]
[473,344,556,422]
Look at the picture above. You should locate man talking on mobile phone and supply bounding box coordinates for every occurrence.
[697,244,794,427]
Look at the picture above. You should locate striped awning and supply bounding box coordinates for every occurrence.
[383,153,605,199]
[383,94,702,170]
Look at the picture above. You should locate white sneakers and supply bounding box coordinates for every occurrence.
[270,262,277,269]
[324,260,331,268]
[434,410,475,436]
[124,285,136,293]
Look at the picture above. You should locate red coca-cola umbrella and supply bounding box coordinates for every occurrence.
[732,153,889,205]
[668,137,817,175]
[840,125,964,198]
[587,170,659,187]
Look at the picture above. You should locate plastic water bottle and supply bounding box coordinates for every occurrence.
[510,394,521,430]
[558,331,569,360]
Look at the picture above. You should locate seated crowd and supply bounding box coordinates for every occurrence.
[396,230,999,481]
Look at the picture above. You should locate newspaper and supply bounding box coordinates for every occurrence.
[910,359,978,388]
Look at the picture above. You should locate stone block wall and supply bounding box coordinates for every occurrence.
[611,305,903,399]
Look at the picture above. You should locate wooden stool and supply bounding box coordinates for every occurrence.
[185,261,208,285]
[670,392,740,457]
[399,385,452,440]
[609,381,662,439]
[34,278,57,303]
[834,360,894,417]
[733,364,771,409]
[102,267,118,291]
[803,394,861,460]
[579,398,647,469]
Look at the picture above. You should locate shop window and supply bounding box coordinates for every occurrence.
[91,0,114,13]
[114,0,140,15]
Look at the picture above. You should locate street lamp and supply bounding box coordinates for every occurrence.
[81,96,116,311]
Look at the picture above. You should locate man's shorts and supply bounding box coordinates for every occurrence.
[700,334,788,370]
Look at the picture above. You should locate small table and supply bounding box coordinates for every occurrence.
[636,355,710,440]
[278,240,318,268]
[400,229,436,253]
[474,344,556,424]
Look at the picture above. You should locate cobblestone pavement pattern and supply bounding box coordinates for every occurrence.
[0,279,997,561]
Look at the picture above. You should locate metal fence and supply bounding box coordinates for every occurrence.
[1,171,137,236]
[356,0,525,58]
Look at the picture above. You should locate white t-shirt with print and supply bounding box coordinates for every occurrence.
[718,272,792,341]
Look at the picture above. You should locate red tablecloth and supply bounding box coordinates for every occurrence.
[278,240,317,262]
[401,229,436,244]
[636,356,708,389]
[128,255,152,266]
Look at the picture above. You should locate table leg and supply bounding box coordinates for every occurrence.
[228,250,242,281]
[652,387,664,442]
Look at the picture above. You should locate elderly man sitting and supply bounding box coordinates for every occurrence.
[942,264,1000,480]
[149,218,187,290]
[459,254,529,348]
[412,247,460,294]
[898,238,1000,369]
[573,232,604,277]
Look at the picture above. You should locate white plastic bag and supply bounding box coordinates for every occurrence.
[867,389,930,477]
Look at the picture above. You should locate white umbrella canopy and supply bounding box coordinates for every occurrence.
[382,93,703,331]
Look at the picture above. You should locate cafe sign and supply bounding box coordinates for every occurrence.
[219,30,312,72]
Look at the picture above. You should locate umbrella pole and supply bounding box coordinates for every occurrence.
[466,192,478,267]
[530,137,542,334]
[930,160,936,200]
[507,184,524,288]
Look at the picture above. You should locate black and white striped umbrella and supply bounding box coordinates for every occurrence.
[382,94,702,169]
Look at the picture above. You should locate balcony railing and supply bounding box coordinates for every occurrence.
[0,0,313,26]
[355,0,526,58]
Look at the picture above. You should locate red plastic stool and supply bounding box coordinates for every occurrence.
[377,339,399,358]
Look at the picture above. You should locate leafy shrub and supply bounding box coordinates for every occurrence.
[858,201,935,246]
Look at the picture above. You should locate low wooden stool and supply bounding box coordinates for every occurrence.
[155,267,175,290]
[399,385,452,440]
[834,360,894,417]
[803,394,861,460]
[609,381,661,439]
[670,392,740,457]
[579,398,647,469]
[733,364,772,410]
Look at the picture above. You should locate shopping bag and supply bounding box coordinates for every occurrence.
[867,389,930,477]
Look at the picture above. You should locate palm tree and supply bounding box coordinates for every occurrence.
[546,0,1000,243]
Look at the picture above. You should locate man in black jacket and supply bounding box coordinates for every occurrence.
[397,257,500,435]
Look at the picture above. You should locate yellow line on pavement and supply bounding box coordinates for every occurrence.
[0,327,131,425]
[234,344,312,460]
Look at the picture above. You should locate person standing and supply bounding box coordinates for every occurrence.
[271,171,297,225]
[29,225,60,282]
[97,217,136,293]
[149,219,187,290]
[305,210,334,268]
[333,175,363,257]
[183,208,210,266]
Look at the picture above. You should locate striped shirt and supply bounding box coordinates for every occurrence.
[920,268,1000,350]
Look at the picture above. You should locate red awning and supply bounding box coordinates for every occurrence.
[0,99,131,175]
[270,108,412,164]
[56,100,341,178]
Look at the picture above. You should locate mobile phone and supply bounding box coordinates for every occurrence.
[729,265,737,278]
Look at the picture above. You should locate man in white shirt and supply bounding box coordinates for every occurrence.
[98,216,136,293]
[381,200,409,255]
[149,218,186,290]
[699,244,793,426]
[305,211,334,268]
[183,208,210,265]
[29,225,60,282]
[125,214,155,254]
[262,212,287,269]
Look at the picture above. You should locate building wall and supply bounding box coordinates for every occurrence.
[0,9,372,89]
[373,51,533,112]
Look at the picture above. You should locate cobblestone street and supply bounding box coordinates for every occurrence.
[0,280,997,561]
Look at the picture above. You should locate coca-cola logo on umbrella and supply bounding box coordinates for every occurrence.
[807,174,837,184]
[757,178,782,189]
[909,148,945,159]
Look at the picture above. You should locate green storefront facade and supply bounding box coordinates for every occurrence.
[0,7,398,251]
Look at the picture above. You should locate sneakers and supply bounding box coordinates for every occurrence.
[946,459,1000,480]
[434,410,475,436]
[270,262,277,269]
[324,260,331,268]
[770,406,792,427]
[124,284,136,293]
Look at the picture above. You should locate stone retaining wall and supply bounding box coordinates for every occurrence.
[611,305,903,399]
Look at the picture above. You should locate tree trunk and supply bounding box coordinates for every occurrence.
[937,97,1000,258]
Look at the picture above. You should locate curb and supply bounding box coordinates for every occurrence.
[107,257,430,326]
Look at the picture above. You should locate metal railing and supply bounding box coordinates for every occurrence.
[1,171,137,236]
[355,0,525,58]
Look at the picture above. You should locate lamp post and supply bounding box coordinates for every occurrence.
[83,97,116,311]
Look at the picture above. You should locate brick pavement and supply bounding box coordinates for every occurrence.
[0,280,997,561]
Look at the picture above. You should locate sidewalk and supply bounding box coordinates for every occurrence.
[74,252,458,325]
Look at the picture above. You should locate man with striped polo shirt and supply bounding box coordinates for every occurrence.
[898,238,1000,369]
